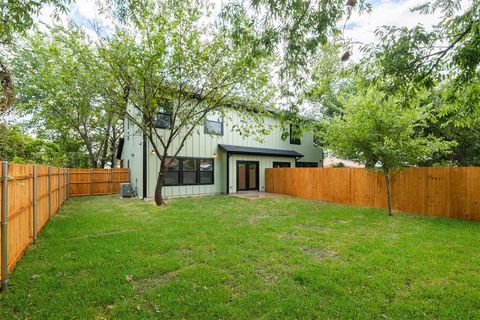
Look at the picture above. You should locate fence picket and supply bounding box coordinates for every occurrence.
[0,164,130,289]
[265,167,480,221]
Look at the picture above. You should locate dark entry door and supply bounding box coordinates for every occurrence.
[237,161,259,191]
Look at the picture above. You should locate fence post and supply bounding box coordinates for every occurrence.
[57,168,60,211]
[33,164,38,243]
[90,168,93,195]
[66,168,69,200]
[64,169,67,202]
[1,161,9,291]
[48,166,51,219]
[111,168,114,195]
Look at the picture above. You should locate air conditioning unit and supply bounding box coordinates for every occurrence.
[120,183,134,198]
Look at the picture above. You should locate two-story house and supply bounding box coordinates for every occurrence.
[119,107,323,199]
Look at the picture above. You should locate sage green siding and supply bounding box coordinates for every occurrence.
[123,108,323,198]
[121,116,144,197]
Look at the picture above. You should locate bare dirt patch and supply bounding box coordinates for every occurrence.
[301,246,339,260]
[133,270,180,294]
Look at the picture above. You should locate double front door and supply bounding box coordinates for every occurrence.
[237,161,259,191]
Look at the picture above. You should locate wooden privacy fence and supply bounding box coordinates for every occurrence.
[68,168,129,196]
[265,167,480,221]
[0,163,130,290]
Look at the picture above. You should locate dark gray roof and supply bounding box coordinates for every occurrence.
[218,144,303,158]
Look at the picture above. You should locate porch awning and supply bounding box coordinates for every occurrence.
[218,144,303,158]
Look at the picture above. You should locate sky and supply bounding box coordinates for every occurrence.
[37,0,445,54]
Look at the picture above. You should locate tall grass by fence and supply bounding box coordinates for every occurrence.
[0,163,129,290]
[265,167,480,221]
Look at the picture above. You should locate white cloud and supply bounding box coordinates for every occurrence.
[75,0,114,26]
[342,0,442,58]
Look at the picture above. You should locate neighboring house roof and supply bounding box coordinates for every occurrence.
[218,144,303,158]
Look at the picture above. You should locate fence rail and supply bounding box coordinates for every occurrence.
[68,168,129,196]
[265,167,480,221]
[0,163,130,290]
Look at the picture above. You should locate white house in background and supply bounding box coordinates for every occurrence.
[118,107,323,199]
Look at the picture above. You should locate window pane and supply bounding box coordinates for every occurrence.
[200,171,213,184]
[206,111,222,122]
[273,162,291,168]
[290,124,301,145]
[183,159,196,171]
[154,113,171,129]
[205,120,222,135]
[164,172,179,185]
[200,159,213,171]
[183,171,196,184]
[166,158,179,171]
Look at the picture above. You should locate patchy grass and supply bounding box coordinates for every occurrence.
[1,195,480,319]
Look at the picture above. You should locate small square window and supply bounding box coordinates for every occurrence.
[154,99,173,129]
[154,113,172,129]
[205,111,223,135]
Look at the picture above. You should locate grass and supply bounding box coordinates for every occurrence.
[1,195,480,319]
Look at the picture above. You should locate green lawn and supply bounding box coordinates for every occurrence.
[1,195,480,319]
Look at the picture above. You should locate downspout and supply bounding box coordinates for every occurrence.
[142,133,147,199]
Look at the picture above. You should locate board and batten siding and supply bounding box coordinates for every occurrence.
[121,117,144,197]
[124,107,323,198]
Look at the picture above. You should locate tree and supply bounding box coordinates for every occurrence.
[102,0,275,205]
[13,25,122,168]
[1,0,70,114]
[321,86,454,215]
[365,0,480,127]
[0,124,72,166]
[103,0,369,89]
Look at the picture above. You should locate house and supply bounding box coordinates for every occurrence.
[119,107,323,199]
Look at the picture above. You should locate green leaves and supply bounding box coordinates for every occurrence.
[322,86,455,170]
[13,24,121,167]
[0,0,70,43]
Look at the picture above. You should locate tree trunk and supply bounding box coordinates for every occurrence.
[90,157,97,168]
[111,127,117,168]
[154,161,166,206]
[385,173,392,216]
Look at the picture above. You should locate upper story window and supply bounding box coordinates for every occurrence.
[289,124,301,145]
[204,111,223,135]
[154,99,173,129]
